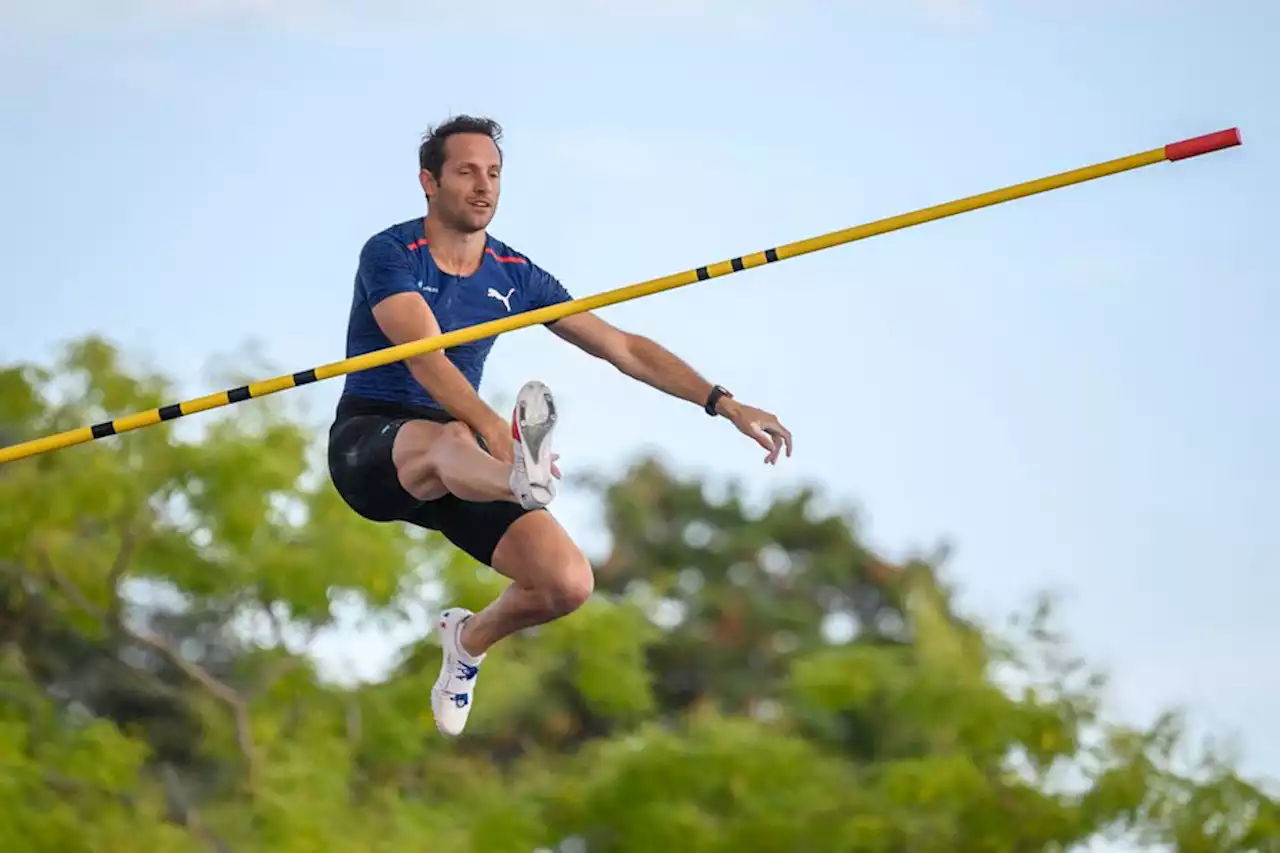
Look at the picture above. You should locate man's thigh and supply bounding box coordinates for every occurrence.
[391,418,459,501]
[328,412,440,521]
[409,495,536,568]
[330,410,576,575]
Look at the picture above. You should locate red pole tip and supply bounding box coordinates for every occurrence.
[1165,127,1242,161]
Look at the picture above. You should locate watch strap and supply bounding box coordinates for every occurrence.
[704,385,732,416]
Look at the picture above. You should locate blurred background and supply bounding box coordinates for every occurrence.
[1,1,1276,850]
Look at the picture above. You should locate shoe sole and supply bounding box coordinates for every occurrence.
[513,381,557,504]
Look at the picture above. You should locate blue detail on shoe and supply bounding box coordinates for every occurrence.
[456,662,479,681]
[452,693,469,708]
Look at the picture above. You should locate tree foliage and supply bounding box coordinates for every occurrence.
[0,336,1276,851]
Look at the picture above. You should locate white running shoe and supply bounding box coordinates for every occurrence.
[509,380,558,510]
[431,607,485,737]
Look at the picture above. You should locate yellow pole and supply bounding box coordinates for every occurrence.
[0,128,1242,466]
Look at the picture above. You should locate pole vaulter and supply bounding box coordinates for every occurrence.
[0,127,1242,466]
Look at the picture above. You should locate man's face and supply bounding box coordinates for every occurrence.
[422,133,501,233]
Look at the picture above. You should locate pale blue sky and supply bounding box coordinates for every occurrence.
[2,0,1276,808]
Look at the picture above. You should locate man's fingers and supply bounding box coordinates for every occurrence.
[738,412,792,464]
[753,423,782,465]
[760,425,777,464]
[484,429,515,464]
[762,417,791,457]
[747,422,774,453]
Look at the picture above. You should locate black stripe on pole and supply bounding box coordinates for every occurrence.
[158,404,183,421]
[292,369,318,386]
[695,266,709,281]
[91,422,116,439]
[228,385,251,403]
[765,248,779,263]
[730,256,744,272]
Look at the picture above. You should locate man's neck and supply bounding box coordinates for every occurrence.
[424,214,486,276]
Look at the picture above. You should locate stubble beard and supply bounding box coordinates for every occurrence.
[438,197,494,235]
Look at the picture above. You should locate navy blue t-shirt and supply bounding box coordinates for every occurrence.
[341,217,573,411]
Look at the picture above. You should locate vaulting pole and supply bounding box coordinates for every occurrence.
[0,128,1242,466]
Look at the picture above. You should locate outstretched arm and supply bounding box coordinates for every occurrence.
[549,312,793,464]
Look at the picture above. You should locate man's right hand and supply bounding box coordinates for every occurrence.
[476,413,515,465]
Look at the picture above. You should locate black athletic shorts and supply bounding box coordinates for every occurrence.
[326,395,531,566]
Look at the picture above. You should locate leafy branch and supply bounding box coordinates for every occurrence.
[17,532,263,795]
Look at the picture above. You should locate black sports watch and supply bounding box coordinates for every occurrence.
[704,385,732,416]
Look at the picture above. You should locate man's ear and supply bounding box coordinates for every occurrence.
[419,169,435,200]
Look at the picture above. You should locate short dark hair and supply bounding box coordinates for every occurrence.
[418,115,503,179]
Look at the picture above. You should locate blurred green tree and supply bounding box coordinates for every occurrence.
[0,337,1274,852]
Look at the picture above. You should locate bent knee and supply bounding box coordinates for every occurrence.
[429,420,475,452]
[394,420,468,469]
[544,551,594,615]
[493,513,595,616]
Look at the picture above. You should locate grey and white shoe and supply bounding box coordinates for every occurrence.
[508,380,558,510]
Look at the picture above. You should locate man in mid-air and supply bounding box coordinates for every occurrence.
[327,115,792,737]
